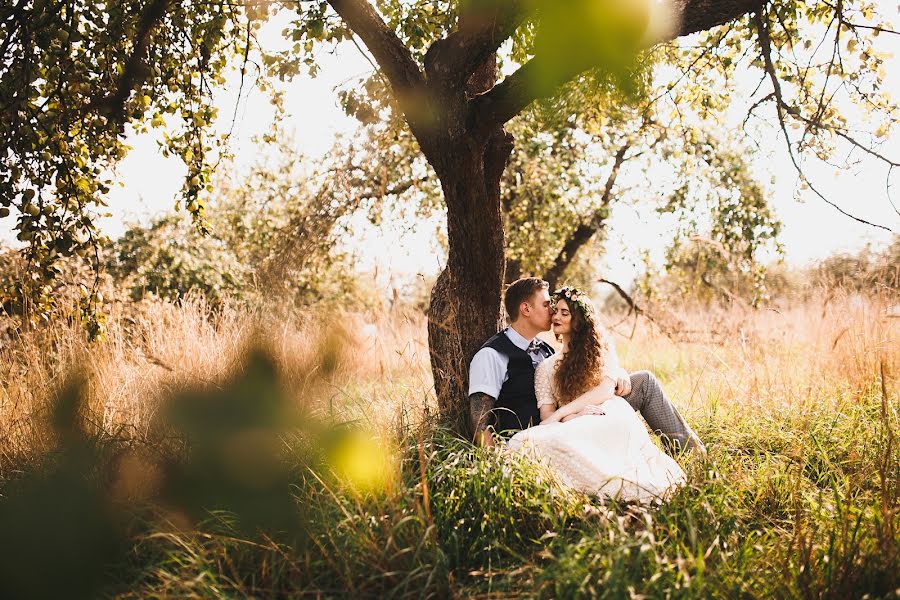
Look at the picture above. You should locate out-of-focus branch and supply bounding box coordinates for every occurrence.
[88,0,170,122]
[754,9,894,233]
[424,0,529,92]
[468,0,765,132]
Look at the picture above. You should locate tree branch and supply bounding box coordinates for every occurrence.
[820,0,900,36]
[467,56,550,132]
[0,0,27,66]
[781,103,899,168]
[597,278,680,342]
[755,9,894,233]
[348,177,419,199]
[424,0,529,92]
[326,0,425,115]
[542,222,598,290]
[542,142,630,287]
[88,0,170,122]
[599,278,643,316]
[668,0,766,40]
[469,0,765,132]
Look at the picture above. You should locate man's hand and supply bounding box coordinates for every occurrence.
[470,392,497,447]
[614,373,632,397]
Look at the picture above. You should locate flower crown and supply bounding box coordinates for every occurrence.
[552,285,593,316]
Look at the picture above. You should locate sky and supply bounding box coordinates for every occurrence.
[55,4,900,286]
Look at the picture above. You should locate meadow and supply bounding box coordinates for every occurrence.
[0,289,897,599]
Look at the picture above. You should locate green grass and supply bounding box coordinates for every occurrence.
[7,384,896,599]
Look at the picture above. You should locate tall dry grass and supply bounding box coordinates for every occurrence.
[0,295,433,462]
[613,289,899,422]
[2,289,896,460]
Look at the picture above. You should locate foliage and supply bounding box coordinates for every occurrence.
[501,117,591,279]
[674,1,898,226]
[0,249,30,317]
[0,375,125,600]
[111,214,251,304]
[656,138,784,306]
[0,244,116,336]
[0,0,283,313]
[109,137,368,308]
[812,236,900,292]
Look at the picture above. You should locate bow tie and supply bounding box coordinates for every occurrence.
[526,340,543,354]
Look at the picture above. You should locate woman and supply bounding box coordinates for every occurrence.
[507,285,686,502]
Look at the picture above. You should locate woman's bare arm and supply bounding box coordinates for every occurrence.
[542,376,617,423]
[539,402,557,422]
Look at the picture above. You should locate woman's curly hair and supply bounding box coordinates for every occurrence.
[552,286,609,406]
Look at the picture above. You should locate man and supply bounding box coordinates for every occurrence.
[468,277,705,455]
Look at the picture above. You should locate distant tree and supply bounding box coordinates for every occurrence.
[111,214,250,304]
[338,102,783,292]
[111,138,366,307]
[813,236,900,292]
[0,0,274,327]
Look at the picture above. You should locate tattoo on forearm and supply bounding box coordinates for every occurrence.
[469,393,495,434]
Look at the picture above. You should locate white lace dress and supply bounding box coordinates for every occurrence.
[507,353,686,503]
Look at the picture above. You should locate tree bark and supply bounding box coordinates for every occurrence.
[426,133,510,436]
[425,48,511,436]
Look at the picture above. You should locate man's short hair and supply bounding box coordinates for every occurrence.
[504,277,549,322]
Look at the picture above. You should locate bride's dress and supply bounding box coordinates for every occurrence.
[508,353,686,503]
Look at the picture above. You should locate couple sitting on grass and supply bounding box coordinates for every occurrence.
[469,277,706,503]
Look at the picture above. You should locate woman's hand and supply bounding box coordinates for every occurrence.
[542,377,616,424]
[539,401,559,423]
[541,410,562,425]
[560,405,607,422]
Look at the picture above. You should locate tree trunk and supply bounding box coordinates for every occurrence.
[426,130,512,436]
[423,45,515,436]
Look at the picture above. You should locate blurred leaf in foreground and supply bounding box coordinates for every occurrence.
[159,347,306,542]
[0,377,125,600]
[325,426,397,496]
[530,0,677,94]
